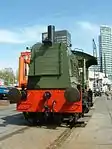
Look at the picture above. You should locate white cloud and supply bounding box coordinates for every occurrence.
[0,21,100,46]
[0,22,101,74]
[71,21,100,55]
[77,21,99,34]
[0,60,18,74]
[0,24,48,75]
[0,25,47,44]
[0,29,23,44]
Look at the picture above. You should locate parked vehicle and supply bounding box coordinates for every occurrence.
[0,86,9,100]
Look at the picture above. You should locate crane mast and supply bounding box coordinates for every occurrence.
[92,39,98,92]
[18,51,31,88]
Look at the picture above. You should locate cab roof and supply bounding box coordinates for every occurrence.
[71,50,98,68]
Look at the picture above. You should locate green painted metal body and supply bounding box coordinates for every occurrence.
[27,43,79,89]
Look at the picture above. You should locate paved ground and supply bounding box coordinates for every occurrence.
[60,95,112,149]
[0,104,67,149]
[0,104,28,139]
[0,97,97,149]
[0,100,10,106]
[0,104,68,149]
[0,126,67,149]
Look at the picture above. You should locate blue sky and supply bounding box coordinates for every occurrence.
[0,0,112,73]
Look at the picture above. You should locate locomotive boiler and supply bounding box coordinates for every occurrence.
[8,25,96,125]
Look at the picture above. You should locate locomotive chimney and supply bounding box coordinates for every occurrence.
[48,25,55,44]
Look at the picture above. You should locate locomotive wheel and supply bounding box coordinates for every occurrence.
[23,112,63,126]
[52,114,62,126]
[67,114,79,128]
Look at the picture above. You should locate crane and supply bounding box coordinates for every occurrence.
[18,50,31,88]
[92,39,98,92]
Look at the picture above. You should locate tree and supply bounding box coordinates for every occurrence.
[0,68,15,85]
[15,68,19,81]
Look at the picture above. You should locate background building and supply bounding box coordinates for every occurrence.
[42,30,71,47]
[99,26,112,81]
[89,57,100,72]
[88,70,111,92]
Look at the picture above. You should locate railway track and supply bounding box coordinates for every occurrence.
[0,106,95,149]
[0,126,29,142]
[46,107,94,149]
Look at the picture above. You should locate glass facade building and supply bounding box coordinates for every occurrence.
[99,26,112,81]
[42,30,71,47]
